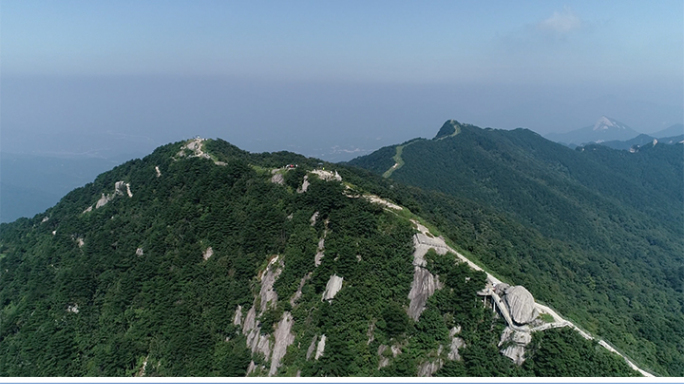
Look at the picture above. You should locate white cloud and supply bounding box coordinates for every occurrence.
[539,6,582,33]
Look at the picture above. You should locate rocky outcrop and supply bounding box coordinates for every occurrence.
[417,360,443,377]
[259,257,283,313]
[363,194,403,211]
[177,137,211,160]
[309,211,319,226]
[297,175,310,193]
[448,326,465,361]
[407,220,449,321]
[314,236,326,267]
[503,286,538,325]
[499,326,532,365]
[269,312,295,376]
[270,171,285,186]
[242,305,257,334]
[88,180,133,211]
[203,247,213,261]
[322,275,343,301]
[407,267,439,321]
[155,166,161,177]
[233,305,243,326]
[96,193,112,209]
[311,169,342,182]
[246,330,271,360]
[314,334,326,360]
[136,248,144,256]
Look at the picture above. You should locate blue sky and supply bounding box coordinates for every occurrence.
[2,0,683,160]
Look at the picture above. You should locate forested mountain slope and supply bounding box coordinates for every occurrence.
[348,120,684,376]
[0,138,639,377]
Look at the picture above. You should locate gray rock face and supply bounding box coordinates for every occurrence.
[503,286,538,325]
[246,328,271,359]
[417,360,443,377]
[270,172,285,186]
[203,247,213,261]
[314,236,325,267]
[233,305,242,326]
[407,266,438,321]
[242,305,257,334]
[322,275,343,301]
[298,175,310,193]
[314,334,326,360]
[269,312,295,376]
[448,337,465,361]
[260,258,283,313]
[499,326,532,365]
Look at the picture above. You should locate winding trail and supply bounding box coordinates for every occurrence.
[382,145,405,178]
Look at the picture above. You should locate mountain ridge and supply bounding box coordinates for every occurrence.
[0,137,645,377]
[348,120,684,376]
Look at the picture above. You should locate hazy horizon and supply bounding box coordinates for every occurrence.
[2,1,683,162]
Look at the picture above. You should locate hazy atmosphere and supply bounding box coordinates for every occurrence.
[1,1,683,222]
[3,0,682,160]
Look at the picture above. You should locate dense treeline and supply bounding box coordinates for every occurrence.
[0,138,641,376]
[349,122,684,376]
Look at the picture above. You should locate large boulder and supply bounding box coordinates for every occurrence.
[503,286,538,325]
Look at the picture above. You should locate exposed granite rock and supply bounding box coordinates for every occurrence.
[407,266,438,321]
[314,334,326,360]
[246,329,271,360]
[270,171,285,186]
[136,248,144,256]
[96,193,112,209]
[499,326,532,365]
[310,211,319,226]
[417,360,443,377]
[298,175,310,193]
[259,258,283,313]
[503,286,538,324]
[155,166,161,177]
[203,247,213,261]
[242,305,257,334]
[448,337,465,361]
[246,360,257,376]
[377,345,390,369]
[233,305,243,326]
[269,311,295,376]
[322,274,343,301]
[314,236,325,267]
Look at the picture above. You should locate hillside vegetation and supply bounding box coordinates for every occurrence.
[349,121,684,376]
[0,139,638,376]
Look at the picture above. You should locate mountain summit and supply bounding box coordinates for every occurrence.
[592,116,630,131]
[546,116,640,146]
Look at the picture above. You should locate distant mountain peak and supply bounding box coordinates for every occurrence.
[593,116,629,131]
[434,119,461,140]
